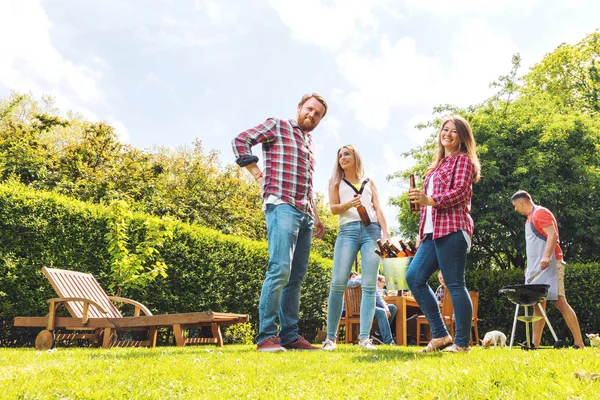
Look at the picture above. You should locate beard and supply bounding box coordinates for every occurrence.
[297,113,317,132]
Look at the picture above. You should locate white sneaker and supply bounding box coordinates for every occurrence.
[358,338,377,350]
[322,339,336,351]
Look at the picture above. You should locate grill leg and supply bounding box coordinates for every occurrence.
[509,304,519,350]
[536,302,559,342]
[524,306,531,349]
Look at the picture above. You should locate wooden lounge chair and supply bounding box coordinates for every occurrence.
[14,267,249,350]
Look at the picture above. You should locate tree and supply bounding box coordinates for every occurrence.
[389,32,600,269]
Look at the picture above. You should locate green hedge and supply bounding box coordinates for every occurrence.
[0,181,332,346]
[1,180,598,348]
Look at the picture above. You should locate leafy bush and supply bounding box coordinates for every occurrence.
[0,181,332,346]
[223,322,255,345]
[1,179,597,348]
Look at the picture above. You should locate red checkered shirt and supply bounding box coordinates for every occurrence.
[232,118,316,217]
[419,153,476,240]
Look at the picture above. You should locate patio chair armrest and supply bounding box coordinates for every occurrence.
[108,296,153,316]
[47,297,108,326]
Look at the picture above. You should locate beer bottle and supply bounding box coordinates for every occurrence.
[409,173,420,213]
[407,241,418,255]
[355,195,371,227]
[389,243,406,257]
[382,241,397,258]
[376,239,387,258]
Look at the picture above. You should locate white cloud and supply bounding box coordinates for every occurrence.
[129,0,246,49]
[321,116,341,140]
[336,18,518,130]
[443,19,519,106]
[194,0,236,25]
[0,0,105,105]
[403,0,542,17]
[134,26,227,49]
[403,113,433,147]
[269,0,398,51]
[108,117,131,143]
[337,35,442,130]
[0,0,139,144]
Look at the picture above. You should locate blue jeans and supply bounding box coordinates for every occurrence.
[327,221,382,340]
[374,304,397,344]
[406,231,473,347]
[256,204,314,345]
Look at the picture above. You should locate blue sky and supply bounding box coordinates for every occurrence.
[1,0,599,231]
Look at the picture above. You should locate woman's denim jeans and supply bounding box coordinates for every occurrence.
[256,204,314,345]
[327,221,382,340]
[406,231,473,347]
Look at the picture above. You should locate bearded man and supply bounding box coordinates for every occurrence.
[232,93,328,352]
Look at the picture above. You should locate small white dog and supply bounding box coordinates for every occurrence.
[586,333,600,348]
[480,330,507,348]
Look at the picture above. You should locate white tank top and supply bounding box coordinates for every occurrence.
[337,179,378,226]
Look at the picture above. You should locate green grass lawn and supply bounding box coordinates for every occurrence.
[1,344,599,399]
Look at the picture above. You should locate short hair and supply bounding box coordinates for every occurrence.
[298,93,328,117]
[511,190,532,202]
[377,275,386,282]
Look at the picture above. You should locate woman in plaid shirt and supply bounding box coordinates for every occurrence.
[407,115,481,353]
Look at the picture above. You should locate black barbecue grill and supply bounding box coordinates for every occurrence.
[499,284,567,349]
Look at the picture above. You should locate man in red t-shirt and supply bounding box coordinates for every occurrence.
[512,190,584,348]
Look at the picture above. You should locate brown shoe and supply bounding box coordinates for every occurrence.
[443,344,470,353]
[419,335,453,353]
[282,335,320,350]
[257,336,286,352]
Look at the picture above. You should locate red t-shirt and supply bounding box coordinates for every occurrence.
[526,207,563,260]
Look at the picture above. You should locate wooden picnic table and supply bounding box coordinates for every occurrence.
[384,295,420,346]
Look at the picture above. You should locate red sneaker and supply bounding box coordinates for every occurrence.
[257,336,286,352]
[282,335,320,350]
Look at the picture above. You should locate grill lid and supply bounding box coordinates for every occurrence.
[499,284,550,306]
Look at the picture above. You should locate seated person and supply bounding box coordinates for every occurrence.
[348,273,397,345]
[435,271,446,307]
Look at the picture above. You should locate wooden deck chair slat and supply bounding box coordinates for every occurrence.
[74,273,121,318]
[76,274,117,318]
[43,267,122,318]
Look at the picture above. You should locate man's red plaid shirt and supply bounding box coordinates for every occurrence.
[232,118,316,217]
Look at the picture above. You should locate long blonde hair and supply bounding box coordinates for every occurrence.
[427,115,481,183]
[329,145,365,190]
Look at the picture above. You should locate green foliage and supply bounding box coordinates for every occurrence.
[223,322,255,345]
[389,31,600,269]
[0,92,338,265]
[0,94,269,243]
[310,192,338,259]
[0,181,331,346]
[105,200,172,296]
[523,32,600,114]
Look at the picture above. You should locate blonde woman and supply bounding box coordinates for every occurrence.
[407,115,481,353]
[322,145,390,351]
